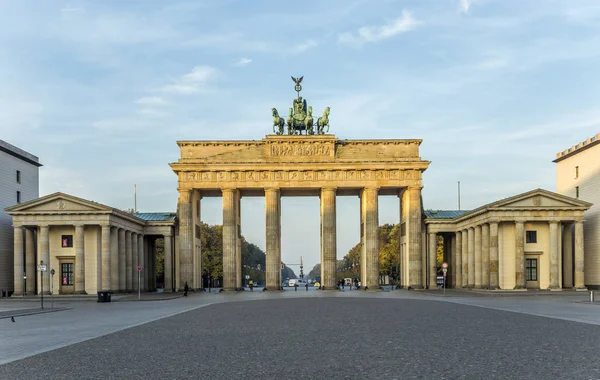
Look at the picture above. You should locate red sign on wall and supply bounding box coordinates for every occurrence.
[62,276,68,285]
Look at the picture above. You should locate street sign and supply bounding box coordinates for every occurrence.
[442,268,448,274]
[37,265,47,271]
[50,269,55,276]
[245,275,250,280]
[137,266,143,272]
[442,262,448,269]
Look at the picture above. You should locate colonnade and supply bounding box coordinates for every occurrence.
[177,185,424,291]
[430,220,585,290]
[12,224,172,294]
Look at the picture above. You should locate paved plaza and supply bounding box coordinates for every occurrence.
[1,290,599,379]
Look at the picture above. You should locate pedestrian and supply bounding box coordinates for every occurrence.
[342,280,345,290]
[305,283,308,291]
[249,279,254,291]
[184,281,189,297]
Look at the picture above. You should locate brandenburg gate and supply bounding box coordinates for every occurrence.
[170,77,430,291]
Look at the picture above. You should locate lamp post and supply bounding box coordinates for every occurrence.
[23,272,26,297]
[39,260,44,310]
[50,269,55,308]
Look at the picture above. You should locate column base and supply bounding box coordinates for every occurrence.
[575,287,588,291]
[513,285,525,290]
[473,285,484,289]
[39,291,51,295]
[548,288,563,292]
[74,290,88,295]
[408,285,424,290]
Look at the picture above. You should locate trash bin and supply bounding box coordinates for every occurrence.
[97,291,111,303]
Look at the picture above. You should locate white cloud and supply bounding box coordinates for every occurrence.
[161,65,217,95]
[291,39,318,54]
[338,11,420,47]
[233,57,252,67]
[135,96,166,105]
[459,0,471,14]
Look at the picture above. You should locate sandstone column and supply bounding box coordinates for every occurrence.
[562,223,573,288]
[489,222,499,289]
[25,227,35,294]
[461,229,468,288]
[474,225,482,288]
[321,187,337,289]
[101,224,111,291]
[13,226,24,295]
[131,233,138,292]
[481,223,490,289]
[118,228,126,292]
[125,231,133,292]
[74,224,86,294]
[428,232,437,289]
[221,188,236,291]
[138,234,144,292]
[178,189,193,288]
[110,227,119,292]
[549,221,559,289]
[361,187,379,289]
[143,238,149,291]
[467,227,475,287]
[514,221,525,289]
[164,233,173,291]
[574,221,585,289]
[235,190,242,289]
[406,186,423,288]
[265,188,281,290]
[39,225,50,295]
[455,231,462,288]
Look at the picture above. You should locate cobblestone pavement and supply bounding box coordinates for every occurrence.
[1,290,599,379]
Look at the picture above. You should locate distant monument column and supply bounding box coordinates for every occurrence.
[320,187,337,289]
[13,226,24,295]
[164,232,173,291]
[222,188,237,291]
[178,189,193,289]
[489,222,499,289]
[574,221,585,289]
[549,221,560,289]
[428,232,437,289]
[265,188,281,290]
[362,187,380,289]
[467,227,475,287]
[403,186,423,289]
[461,228,468,288]
[101,224,111,292]
[514,221,525,289]
[39,225,50,295]
[126,231,133,292]
[481,224,490,289]
[474,225,482,288]
[454,231,462,288]
[235,190,242,289]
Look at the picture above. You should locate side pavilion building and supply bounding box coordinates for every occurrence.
[424,189,591,290]
[5,193,175,296]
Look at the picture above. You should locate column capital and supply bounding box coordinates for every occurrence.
[221,187,237,193]
[74,223,85,228]
[407,185,424,191]
[264,187,280,192]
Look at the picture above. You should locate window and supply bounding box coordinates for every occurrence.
[575,166,579,179]
[16,191,21,204]
[526,230,537,243]
[525,258,537,281]
[61,263,74,285]
[576,186,579,199]
[16,170,21,183]
[61,235,73,248]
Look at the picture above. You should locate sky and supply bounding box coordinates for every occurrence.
[1,0,600,273]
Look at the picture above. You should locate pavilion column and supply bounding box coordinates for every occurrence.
[428,232,437,289]
[178,189,193,288]
[131,233,138,292]
[13,226,24,295]
[562,223,574,288]
[461,229,468,288]
[574,221,585,289]
[39,225,50,295]
[118,229,126,292]
[450,235,457,287]
[406,186,423,289]
[164,233,173,291]
[321,187,337,290]
[125,231,133,292]
[143,238,149,291]
[235,190,242,289]
[514,221,525,289]
[481,223,490,289]
[101,224,111,292]
[138,234,144,291]
[25,227,35,294]
[265,188,281,290]
[74,224,86,294]
[549,221,560,289]
[221,188,237,291]
[474,225,482,288]
[455,231,462,288]
[361,187,379,289]
[489,222,499,289]
[467,227,475,287]
[110,227,119,292]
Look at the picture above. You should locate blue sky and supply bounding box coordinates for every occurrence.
[1,0,600,271]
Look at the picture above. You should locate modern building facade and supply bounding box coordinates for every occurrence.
[0,139,41,295]
[424,189,591,290]
[5,193,175,295]
[554,132,600,289]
